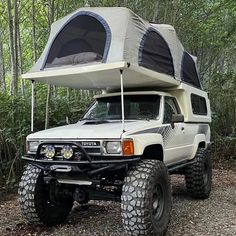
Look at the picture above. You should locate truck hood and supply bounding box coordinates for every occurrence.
[27,120,160,140]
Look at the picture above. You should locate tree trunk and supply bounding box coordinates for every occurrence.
[66,88,70,101]
[32,0,37,63]
[13,0,19,94]
[80,89,83,100]
[48,0,55,28]
[7,0,18,96]
[17,17,26,97]
[152,1,159,23]
[48,0,57,97]
[0,31,6,92]
[44,0,55,129]
[171,0,180,26]
[163,0,169,22]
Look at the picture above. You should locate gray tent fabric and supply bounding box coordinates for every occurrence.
[28,7,201,89]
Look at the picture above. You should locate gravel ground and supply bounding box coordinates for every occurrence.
[0,168,235,236]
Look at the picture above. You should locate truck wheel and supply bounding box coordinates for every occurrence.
[185,148,212,199]
[18,164,73,226]
[121,160,172,236]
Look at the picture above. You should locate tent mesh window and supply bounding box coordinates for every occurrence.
[181,52,201,88]
[139,28,174,76]
[45,14,108,68]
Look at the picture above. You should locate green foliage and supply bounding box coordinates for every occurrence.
[206,72,236,138]
[0,0,235,187]
[0,82,95,186]
[0,92,30,185]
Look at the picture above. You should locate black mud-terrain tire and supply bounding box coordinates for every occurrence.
[185,148,212,199]
[18,164,73,226]
[121,160,172,236]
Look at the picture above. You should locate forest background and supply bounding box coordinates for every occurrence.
[0,0,235,188]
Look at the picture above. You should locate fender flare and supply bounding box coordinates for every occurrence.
[190,134,206,159]
[131,133,164,156]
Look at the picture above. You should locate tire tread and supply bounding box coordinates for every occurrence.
[121,160,171,236]
[185,148,212,199]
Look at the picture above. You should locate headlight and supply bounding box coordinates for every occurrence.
[106,141,121,154]
[61,145,73,159]
[28,141,39,152]
[44,145,55,159]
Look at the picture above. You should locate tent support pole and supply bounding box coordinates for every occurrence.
[31,80,35,132]
[120,70,125,133]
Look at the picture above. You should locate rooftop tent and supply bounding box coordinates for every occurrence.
[23,7,201,90]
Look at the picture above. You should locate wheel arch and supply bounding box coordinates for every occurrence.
[198,141,206,148]
[190,134,207,159]
[141,144,164,161]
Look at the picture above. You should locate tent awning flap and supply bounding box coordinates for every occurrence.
[23,62,179,90]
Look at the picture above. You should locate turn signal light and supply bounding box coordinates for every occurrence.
[122,140,134,156]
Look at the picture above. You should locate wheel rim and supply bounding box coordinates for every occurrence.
[152,184,164,221]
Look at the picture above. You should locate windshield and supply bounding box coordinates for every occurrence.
[83,95,160,120]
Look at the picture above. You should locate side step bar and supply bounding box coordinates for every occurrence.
[167,159,196,173]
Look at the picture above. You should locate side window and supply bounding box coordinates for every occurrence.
[191,94,207,115]
[163,97,181,124]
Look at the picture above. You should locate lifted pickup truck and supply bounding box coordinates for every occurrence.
[19,83,212,235]
[18,7,212,236]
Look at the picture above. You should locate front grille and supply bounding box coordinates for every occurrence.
[78,141,102,156]
[84,147,101,154]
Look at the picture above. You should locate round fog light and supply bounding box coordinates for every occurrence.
[61,145,73,159]
[45,145,55,159]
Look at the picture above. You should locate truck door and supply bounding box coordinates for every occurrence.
[163,97,189,164]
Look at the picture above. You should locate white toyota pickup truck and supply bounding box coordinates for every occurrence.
[18,7,212,236]
[19,83,212,235]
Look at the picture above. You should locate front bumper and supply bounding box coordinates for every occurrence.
[22,155,140,166]
[22,155,140,181]
[23,141,140,177]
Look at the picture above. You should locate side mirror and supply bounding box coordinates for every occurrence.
[171,114,184,128]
